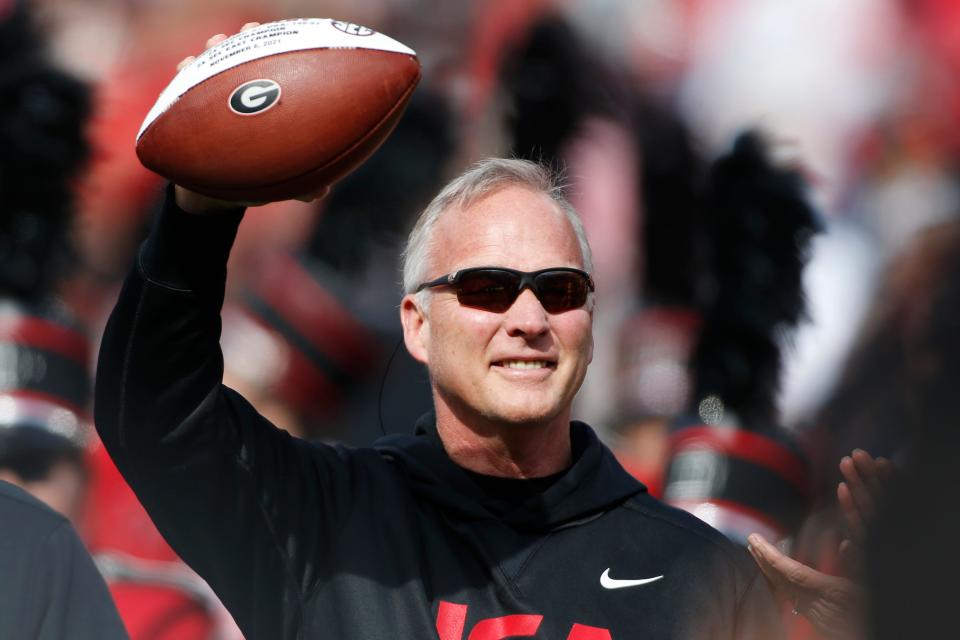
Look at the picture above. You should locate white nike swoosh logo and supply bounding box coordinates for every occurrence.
[600,568,664,589]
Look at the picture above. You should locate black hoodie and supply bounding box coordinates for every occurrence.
[95,191,783,639]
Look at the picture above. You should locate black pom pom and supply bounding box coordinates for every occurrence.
[0,34,92,299]
[692,131,822,428]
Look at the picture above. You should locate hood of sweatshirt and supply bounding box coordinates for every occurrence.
[374,413,645,532]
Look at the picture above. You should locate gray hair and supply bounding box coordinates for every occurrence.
[401,158,593,299]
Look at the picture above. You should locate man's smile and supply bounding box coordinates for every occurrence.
[495,360,554,370]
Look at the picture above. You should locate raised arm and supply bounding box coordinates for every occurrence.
[94,24,409,635]
[94,185,345,637]
[94,33,341,637]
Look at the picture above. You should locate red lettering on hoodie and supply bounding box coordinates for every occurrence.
[436,602,468,640]
[468,614,543,639]
[436,601,610,639]
[567,623,614,639]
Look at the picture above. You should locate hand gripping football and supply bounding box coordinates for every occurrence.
[136,19,421,201]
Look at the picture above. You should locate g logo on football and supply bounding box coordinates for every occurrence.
[229,79,281,115]
[331,21,374,36]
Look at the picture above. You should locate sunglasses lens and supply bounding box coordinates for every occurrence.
[450,269,591,313]
[535,272,590,312]
[456,271,519,312]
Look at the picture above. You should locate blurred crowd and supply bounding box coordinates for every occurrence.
[2,0,958,638]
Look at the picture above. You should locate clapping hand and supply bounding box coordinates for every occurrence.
[747,450,894,639]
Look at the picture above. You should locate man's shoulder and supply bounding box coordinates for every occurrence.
[0,481,78,578]
[306,438,409,482]
[0,480,67,537]
[617,492,755,573]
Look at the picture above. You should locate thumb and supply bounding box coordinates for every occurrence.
[295,185,331,203]
[748,533,820,593]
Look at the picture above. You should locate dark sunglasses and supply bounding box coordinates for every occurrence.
[415,266,595,313]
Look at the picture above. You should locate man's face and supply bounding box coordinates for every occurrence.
[402,185,594,429]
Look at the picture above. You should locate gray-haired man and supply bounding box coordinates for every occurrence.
[96,158,783,639]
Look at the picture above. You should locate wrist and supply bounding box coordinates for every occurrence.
[139,184,245,292]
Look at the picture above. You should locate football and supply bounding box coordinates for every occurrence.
[136,18,421,201]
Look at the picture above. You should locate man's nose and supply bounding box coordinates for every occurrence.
[504,288,549,337]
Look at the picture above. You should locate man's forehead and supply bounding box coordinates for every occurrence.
[437,186,568,236]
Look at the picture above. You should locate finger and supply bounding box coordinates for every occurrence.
[747,536,792,600]
[839,455,875,521]
[748,534,822,594]
[837,482,866,541]
[838,539,863,576]
[875,457,896,484]
[176,56,196,71]
[851,449,883,497]
[206,33,228,49]
[241,22,261,32]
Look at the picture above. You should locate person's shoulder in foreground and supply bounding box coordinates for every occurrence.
[0,480,129,640]
[589,470,785,639]
[616,491,785,640]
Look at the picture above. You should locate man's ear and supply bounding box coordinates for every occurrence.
[400,294,429,365]
[586,328,594,366]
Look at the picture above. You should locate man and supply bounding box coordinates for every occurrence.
[0,480,129,639]
[96,159,783,639]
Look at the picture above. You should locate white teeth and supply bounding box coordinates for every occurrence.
[500,360,549,370]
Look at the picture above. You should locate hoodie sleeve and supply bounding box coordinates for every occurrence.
[94,187,357,638]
